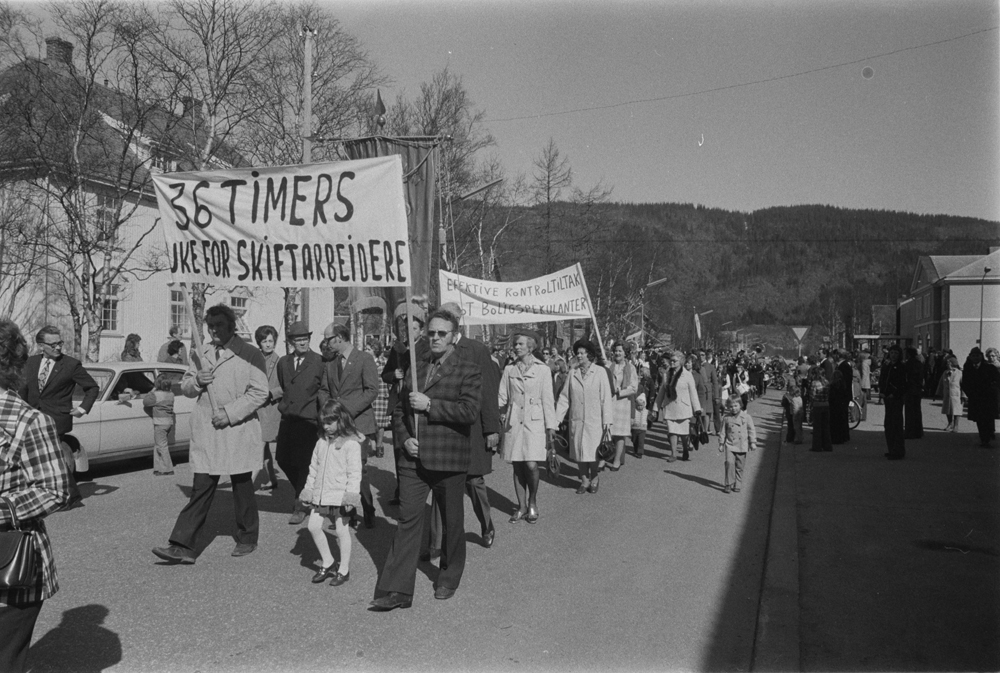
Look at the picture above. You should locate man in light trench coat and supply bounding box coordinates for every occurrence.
[152,304,269,563]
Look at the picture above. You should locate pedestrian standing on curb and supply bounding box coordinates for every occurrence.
[719,394,756,493]
[961,347,1000,448]
[935,356,964,432]
[0,319,71,673]
[302,400,363,588]
[152,304,269,563]
[782,382,804,444]
[143,373,175,476]
[879,345,908,460]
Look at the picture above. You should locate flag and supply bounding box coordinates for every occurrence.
[694,312,702,341]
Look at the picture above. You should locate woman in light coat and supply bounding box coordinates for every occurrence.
[254,325,282,490]
[607,342,638,471]
[653,350,703,462]
[498,330,557,523]
[556,340,613,495]
[936,356,964,432]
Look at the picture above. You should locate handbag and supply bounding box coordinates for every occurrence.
[596,427,615,463]
[0,497,39,589]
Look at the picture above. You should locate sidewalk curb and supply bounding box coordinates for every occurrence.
[751,419,801,672]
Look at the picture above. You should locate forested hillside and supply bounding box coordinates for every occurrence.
[452,199,1000,345]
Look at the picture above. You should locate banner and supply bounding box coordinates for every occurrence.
[439,264,592,325]
[341,136,439,319]
[152,156,410,288]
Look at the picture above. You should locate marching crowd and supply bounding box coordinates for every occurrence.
[1,304,999,670]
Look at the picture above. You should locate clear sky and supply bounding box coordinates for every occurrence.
[335,0,1000,221]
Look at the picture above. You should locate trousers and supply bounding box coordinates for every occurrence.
[884,395,906,458]
[0,600,43,673]
[169,472,258,550]
[429,473,494,548]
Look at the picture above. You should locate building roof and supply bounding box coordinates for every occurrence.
[909,249,1000,293]
[945,249,1000,281]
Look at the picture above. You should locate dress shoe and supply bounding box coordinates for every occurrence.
[328,571,350,587]
[509,510,526,523]
[635,453,643,459]
[664,456,676,463]
[434,586,456,600]
[482,527,496,548]
[525,505,539,524]
[152,545,195,564]
[288,510,307,525]
[376,445,385,458]
[587,478,599,494]
[575,482,589,495]
[153,471,175,476]
[370,592,412,611]
[312,564,337,583]
[608,464,621,472]
[732,486,741,493]
[723,484,732,494]
[232,543,256,557]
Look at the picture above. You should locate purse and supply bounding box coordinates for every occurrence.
[596,427,615,463]
[0,497,39,589]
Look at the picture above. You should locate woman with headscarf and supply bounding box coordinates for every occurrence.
[555,340,613,494]
[0,319,71,673]
[962,347,1000,448]
[498,329,557,523]
[254,325,281,491]
[120,333,143,362]
[652,350,703,462]
[606,342,637,471]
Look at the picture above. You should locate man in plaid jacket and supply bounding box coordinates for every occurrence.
[371,309,481,610]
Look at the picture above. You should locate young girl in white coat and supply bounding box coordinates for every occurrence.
[301,400,363,587]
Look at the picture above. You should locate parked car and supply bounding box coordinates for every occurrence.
[69,361,195,467]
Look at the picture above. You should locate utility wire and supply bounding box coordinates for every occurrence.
[489,25,999,123]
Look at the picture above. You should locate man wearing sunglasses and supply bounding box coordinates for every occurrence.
[371,308,482,610]
[19,326,99,507]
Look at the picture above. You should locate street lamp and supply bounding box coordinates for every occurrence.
[640,277,669,348]
[980,266,992,346]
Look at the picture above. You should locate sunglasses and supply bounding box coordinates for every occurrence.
[42,341,63,347]
[428,330,452,339]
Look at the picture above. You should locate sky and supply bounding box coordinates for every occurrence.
[334,0,1000,221]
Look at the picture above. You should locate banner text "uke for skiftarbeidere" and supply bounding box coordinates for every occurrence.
[152,156,411,288]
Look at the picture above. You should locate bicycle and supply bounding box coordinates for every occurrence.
[848,398,862,429]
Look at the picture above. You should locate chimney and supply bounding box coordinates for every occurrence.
[44,37,75,74]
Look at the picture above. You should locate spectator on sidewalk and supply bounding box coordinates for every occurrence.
[157,326,188,365]
[782,382,804,444]
[254,325,282,492]
[961,347,999,448]
[809,368,832,452]
[935,355,964,433]
[879,345,908,460]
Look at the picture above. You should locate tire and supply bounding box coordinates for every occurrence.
[848,400,862,429]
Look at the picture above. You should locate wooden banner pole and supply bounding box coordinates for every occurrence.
[180,283,220,415]
[405,287,419,441]
[576,263,608,362]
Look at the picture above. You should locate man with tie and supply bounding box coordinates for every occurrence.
[275,321,325,525]
[370,309,482,610]
[317,323,379,528]
[152,304,269,563]
[19,325,99,507]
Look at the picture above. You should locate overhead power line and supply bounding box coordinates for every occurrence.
[489,25,998,123]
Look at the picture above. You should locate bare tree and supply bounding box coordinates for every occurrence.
[0,184,48,319]
[532,138,572,273]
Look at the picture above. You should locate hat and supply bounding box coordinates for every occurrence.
[439,301,466,317]
[512,328,541,344]
[393,301,426,323]
[286,321,311,338]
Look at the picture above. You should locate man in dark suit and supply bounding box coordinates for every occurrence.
[275,321,325,525]
[371,309,482,610]
[19,325,99,505]
[318,322,379,528]
[425,302,501,553]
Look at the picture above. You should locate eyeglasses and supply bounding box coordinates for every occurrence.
[42,341,63,347]
[428,330,452,339]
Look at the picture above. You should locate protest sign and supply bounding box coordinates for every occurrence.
[152,156,410,288]
[439,264,593,325]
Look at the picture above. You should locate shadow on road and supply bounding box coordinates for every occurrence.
[30,604,122,672]
[664,469,726,492]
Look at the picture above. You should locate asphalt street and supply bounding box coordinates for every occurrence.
[27,396,785,673]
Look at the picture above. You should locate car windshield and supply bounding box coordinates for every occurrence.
[75,369,114,402]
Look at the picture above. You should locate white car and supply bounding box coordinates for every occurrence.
[69,361,195,467]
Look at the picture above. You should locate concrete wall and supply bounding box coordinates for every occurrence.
[948,283,1000,356]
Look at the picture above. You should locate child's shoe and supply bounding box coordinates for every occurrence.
[723,484,732,494]
[329,571,350,587]
[312,564,337,584]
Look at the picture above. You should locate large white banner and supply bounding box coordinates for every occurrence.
[152,156,410,288]
[439,263,592,324]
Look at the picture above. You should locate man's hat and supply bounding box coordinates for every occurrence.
[286,321,311,338]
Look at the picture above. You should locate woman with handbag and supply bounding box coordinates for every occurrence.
[0,319,71,673]
[555,340,613,494]
[498,330,558,522]
[653,350,703,462]
[606,342,638,471]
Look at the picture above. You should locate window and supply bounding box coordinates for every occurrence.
[231,295,250,339]
[95,194,119,243]
[169,290,191,337]
[101,284,120,332]
[923,294,931,320]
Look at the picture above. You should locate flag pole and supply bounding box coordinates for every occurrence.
[405,287,419,441]
[180,283,220,416]
[576,263,607,362]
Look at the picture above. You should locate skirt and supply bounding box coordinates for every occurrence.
[666,419,690,436]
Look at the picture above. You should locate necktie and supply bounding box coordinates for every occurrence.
[38,358,53,390]
[424,360,439,388]
[295,356,303,371]
[335,354,344,382]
